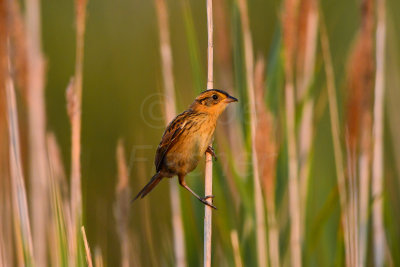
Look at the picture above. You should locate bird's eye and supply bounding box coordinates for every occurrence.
[212,94,218,100]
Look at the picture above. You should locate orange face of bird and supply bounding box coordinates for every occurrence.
[190,89,238,116]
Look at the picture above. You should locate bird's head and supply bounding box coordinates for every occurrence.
[190,89,238,116]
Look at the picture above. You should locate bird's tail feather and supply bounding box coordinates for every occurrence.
[132,172,162,203]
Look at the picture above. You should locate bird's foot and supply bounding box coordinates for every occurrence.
[206,146,217,161]
[200,195,217,210]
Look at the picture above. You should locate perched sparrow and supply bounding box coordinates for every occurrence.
[133,89,238,209]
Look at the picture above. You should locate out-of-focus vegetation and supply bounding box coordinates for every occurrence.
[1,0,400,266]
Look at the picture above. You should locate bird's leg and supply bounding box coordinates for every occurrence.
[206,145,217,161]
[178,175,217,209]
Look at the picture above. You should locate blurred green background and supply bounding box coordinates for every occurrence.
[38,0,400,265]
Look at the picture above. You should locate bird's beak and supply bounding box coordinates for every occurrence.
[225,95,238,103]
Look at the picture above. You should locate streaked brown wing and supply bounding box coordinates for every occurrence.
[155,111,190,172]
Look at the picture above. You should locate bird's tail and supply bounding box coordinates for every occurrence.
[132,172,162,203]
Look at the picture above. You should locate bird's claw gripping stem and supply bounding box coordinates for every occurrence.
[200,195,217,210]
[206,146,217,161]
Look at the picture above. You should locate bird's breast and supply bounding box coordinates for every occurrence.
[165,117,216,175]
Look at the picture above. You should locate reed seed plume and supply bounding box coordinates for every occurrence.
[345,0,374,156]
[344,0,375,265]
[282,0,299,82]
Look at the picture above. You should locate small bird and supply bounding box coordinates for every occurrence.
[133,89,238,209]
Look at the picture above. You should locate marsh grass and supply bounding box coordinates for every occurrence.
[1,0,398,266]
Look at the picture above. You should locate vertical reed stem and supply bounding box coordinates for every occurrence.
[25,0,48,263]
[372,0,386,265]
[230,230,243,267]
[320,20,350,267]
[204,0,214,266]
[6,53,34,265]
[285,82,302,267]
[282,0,302,264]
[115,141,131,267]
[155,0,186,266]
[81,226,93,267]
[237,0,267,266]
[70,0,87,220]
[0,1,9,264]
[67,0,87,264]
[358,125,371,267]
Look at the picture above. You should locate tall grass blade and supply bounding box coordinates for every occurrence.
[25,0,48,263]
[154,0,187,265]
[47,133,69,267]
[254,56,280,267]
[319,16,350,267]
[296,0,318,239]
[372,0,387,265]
[6,53,34,266]
[214,0,247,177]
[94,247,104,267]
[181,0,204,93]
[67,0,88,264]
[204,1,214,267]
[230,230,243,267]
[0,2,13,265]
[344,0,375,264]
[236,0,268,266]
[282,0,302,265]
[81,226,93,267]
[114,140,132,267]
